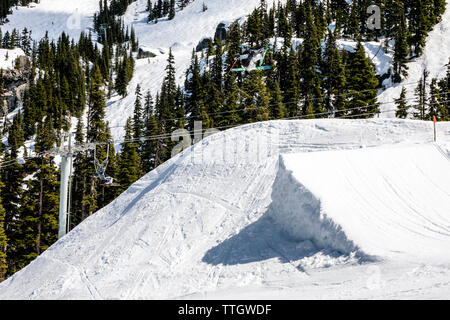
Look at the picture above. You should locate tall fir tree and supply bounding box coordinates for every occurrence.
[118,118,142,191]
[393,10,409,83]
[413,69,429,120]
[221,73,242,126]
[85,64,112,216]
[428,78,447,120]
[133,84,144,152]
[19,117,59,269]
[242,71,270,123]
[395,87,409,119]
[269,80,286,119]
[142,94,159,173]
[346,41,379,118]
[322,30,347,115]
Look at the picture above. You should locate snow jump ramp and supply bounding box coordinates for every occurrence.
[1,119,450,299]
[267,144,450,263]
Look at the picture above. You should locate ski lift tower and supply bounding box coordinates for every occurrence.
[56,133,74,239]
[54,134,98,239]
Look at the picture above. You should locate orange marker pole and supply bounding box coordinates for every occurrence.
[433,116,437,142]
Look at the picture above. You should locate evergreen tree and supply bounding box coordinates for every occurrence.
[242,71,270,122]
[212,39,223,91]
[169,0,176,20]
[395,87,409,118]
[408,0,429,57]
[346,41,379,118]
[153,92,171,166]
[277,4,292,46]
[143,90,154,124]
[185,52,204,131]
[142,93,159,173]
[413,69,429,120]
[322,30,347,115]
[393,11,409,83]
[221,73,241,126]
[269,80,286,119]
[133,84,144,146]
[20,117,58,268]
[1,113,25,275]
[300,5,323,116]
[130,26,138,52]
[71,117,90,227]
[147,0,155,22]
[346,1,360,38]
[85,64,111,216]
[118,118,142,191]
[438,59,450,120]
[428,78,447,120]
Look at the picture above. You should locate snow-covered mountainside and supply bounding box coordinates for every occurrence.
[379,0,450,117]
[2,0,450,139]
[0,119,449,299]
[1,0,99,41]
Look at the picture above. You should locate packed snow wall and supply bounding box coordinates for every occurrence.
[270,144,450,263]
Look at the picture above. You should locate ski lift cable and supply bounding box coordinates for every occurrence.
[98,88,450,130]
[66,93,450,152]
[3,90,449,163]
[79,96,450,148]
[71,79,433,137]
[1,95,448,170]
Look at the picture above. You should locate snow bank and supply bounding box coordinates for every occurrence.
[268,156,360,256]
[276,144,450,262]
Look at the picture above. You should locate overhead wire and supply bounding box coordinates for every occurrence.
[2,97,448,170]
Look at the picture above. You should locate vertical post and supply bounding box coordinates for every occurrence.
[58,154,69,239]
[58,134,74,239]
[433,116,437,142]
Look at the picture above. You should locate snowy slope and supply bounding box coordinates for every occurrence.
[0,0,99,41]
[0,118,450,300]
[379,0,450,118]
[0,48,25,69]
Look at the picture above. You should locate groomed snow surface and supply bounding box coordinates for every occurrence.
[1,118,450,300]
